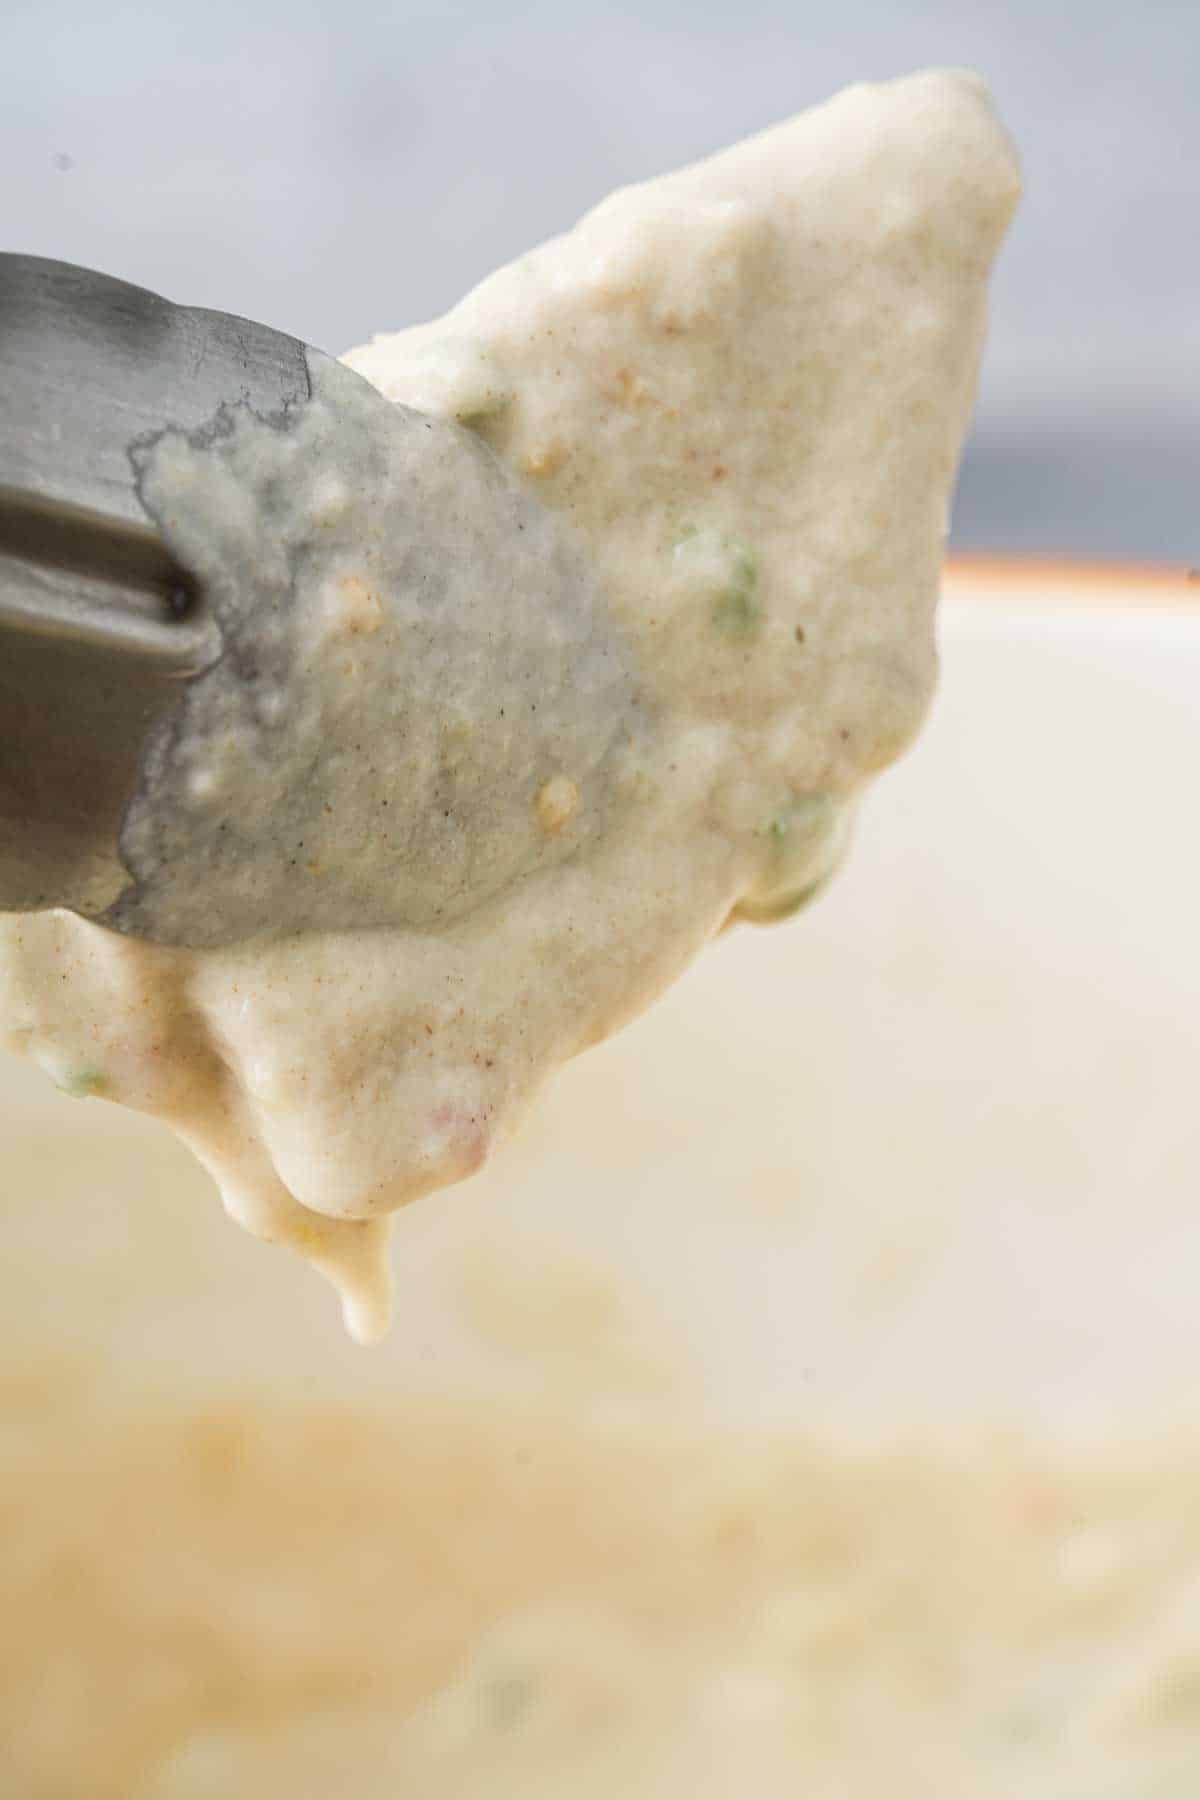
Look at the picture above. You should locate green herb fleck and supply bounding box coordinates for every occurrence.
[484,1671,535,1730]
[711,538,760,638]
[738,793,846,924]
[764,792,835,845]
[671,525,763,640]
[56,1066,108,1100]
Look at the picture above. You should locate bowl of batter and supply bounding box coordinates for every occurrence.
[4,66,1199,1800]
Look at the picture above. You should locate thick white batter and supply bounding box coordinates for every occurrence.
[0,70,1018,1335]
[7,1368,1200,1798]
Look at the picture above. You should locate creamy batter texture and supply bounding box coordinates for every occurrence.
[119,355,646,948]
[0,70,1019,1334]
[6,1370,1200,1799]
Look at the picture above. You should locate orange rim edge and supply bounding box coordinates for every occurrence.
[946,552,1199,603]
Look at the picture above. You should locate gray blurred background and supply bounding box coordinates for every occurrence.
[3,0,1196,561]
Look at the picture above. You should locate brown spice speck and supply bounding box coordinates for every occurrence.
[520,441,568,478]
[535,774,580,834]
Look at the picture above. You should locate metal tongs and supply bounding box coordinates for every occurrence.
[0,254,314,923]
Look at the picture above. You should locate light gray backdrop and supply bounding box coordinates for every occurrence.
[4,0,1196,558]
